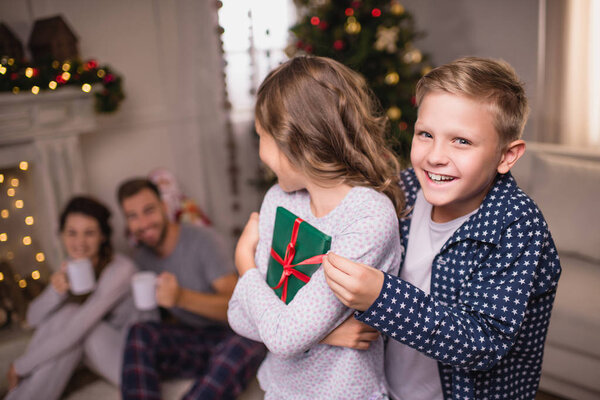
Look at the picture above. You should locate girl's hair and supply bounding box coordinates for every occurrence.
[59,196,113,276]
[255,56,404,216]
[415,57,529,146]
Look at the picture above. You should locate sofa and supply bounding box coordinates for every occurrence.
[510,142,600,400]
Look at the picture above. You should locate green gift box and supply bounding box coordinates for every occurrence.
[266,207,332,304]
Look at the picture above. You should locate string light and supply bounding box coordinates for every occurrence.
[61,72,71,81]
[31,270,41,280]
[10,178,19,187]
[25,67,34,78]
[49,81,57,90]
[0,65,6,75]
[23,236,32,245]
[81,83,92,93]
[7,188,15,197]
[19,161,28,171]
[1,209,8,218]
[12,87,19,94]
[0,174,3,183]
[36,252,45,262]
[62,62,71,72]
[0,272,3,281]
[25,216,34,225]
[97,69,106,78]
[0,233,7,241]
[31,86,40,95]
[15,200,23,208]
[18,279,27,288]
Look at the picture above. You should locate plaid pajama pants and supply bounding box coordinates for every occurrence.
[121,321,266,400]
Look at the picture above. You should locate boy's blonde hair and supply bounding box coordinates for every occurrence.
[255,56,404,216]
[415,57,530,145]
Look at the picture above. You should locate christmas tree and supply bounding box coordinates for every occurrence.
[287,0,432,164]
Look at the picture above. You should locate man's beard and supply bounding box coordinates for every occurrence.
[137,216,169,251]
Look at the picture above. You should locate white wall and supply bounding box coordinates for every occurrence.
[401,0,541,140]
[0,0,246,253]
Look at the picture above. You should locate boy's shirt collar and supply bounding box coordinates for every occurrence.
[400,169,519,249]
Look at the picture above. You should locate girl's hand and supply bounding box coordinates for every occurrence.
[235,212,260,276]
[322,252,384,311]
[50,263,69,295]
[320,315,379,350]
[7,363,19,390]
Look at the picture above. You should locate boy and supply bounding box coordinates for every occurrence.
[323,57,561,400]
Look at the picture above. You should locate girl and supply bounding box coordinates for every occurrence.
[228,56,403,399]
[7,196,153,400]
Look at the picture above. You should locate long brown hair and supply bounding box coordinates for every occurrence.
[255,56,405,216]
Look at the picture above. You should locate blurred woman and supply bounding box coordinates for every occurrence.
[6,196,153,400]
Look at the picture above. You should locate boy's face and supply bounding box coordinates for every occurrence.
[411,91,505,223]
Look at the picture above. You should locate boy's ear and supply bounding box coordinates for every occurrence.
[497,140,526,174]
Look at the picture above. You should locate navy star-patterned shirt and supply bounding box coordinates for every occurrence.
[356,169,562,400]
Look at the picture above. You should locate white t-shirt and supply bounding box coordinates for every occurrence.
[385,190,476,400]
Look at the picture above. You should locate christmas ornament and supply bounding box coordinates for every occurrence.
[374,26,400,53]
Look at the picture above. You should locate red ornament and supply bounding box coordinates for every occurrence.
[399,121,408,131]
[296,40,304,49]
[345,8,354,16]
[56,74,66,84]
[304,44,313,54]
[372,8,381,17]
[86,60,98,70]
[32,68,40,77]
[103,74,115,84]
[410,96,417,106]
[333,40,345,51]
[318,21,328,30]
[10,72,18,80]
[310,16,320,26]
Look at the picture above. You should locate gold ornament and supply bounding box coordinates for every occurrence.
[374,26,400,53]
[345,17,362,35]
[402,47,423,64]
[387,106,402,120]
[391,2,405,16]
[384,72,400,85]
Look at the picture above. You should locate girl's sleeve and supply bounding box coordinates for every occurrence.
[25,284,68,327]
[228,196,401,358]
[14,256,136,376]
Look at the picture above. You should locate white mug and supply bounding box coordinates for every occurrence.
[67,258,96,295]
[131,271,157,310]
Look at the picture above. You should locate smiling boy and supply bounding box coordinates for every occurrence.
[323,57,562,399]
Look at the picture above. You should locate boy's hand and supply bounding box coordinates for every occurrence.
[235,212,259,276]
[320,315,379,350]
[323,253,384,311]
[156,271,181,308]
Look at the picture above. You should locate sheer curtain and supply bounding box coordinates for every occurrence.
[538,0,600,146]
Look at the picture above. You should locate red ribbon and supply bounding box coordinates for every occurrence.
[270,217,326,303]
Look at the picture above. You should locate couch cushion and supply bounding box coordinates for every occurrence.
[528,153,600,262]
[545,254,600,358]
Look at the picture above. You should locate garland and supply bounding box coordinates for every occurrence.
[0,57,124,113]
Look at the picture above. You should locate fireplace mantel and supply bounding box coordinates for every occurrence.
[0,88,96,145]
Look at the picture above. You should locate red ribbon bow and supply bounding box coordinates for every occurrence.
[270,217,326,303]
